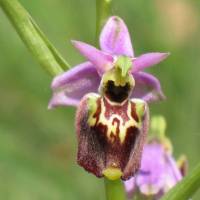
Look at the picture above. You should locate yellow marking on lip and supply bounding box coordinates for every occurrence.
[98,98,139,143]
[87,96,146,144]
[87,93,99,127]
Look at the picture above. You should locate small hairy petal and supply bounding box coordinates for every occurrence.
[48,62,100,108]
[131,72,165,103]
[132,52,170,72]
[71,40,113,75]
[100,16,134,57]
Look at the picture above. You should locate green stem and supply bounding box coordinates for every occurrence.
[104,178,126,200]
[0,0,70,77]
[96,0,112,45]
[161,163,200,200]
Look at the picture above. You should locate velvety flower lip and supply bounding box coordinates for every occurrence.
[49,16,169,108]
[76,92,150,181]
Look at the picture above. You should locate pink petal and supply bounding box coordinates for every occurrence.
[131,72,165,103]
[132,53,170,72]
[100,16,134,57]
[48,62,101,108]
[71,40,113,75]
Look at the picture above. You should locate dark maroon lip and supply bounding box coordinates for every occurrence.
[76,94,148,180]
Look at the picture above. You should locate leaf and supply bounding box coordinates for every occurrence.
[104,178,126,200]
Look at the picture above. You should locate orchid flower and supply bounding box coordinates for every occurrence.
[48,16,169,180]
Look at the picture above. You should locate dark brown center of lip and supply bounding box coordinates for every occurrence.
[105,80,130,103]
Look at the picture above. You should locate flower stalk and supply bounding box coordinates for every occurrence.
[104,178,126,200]
[0,0,70,77]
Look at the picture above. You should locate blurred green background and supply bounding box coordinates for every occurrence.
[0,0,200,199]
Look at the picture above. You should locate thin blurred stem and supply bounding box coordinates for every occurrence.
[96,0,112,45]
[161,163,200,200]
[104,178,126,200]
[0,0,70,77]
